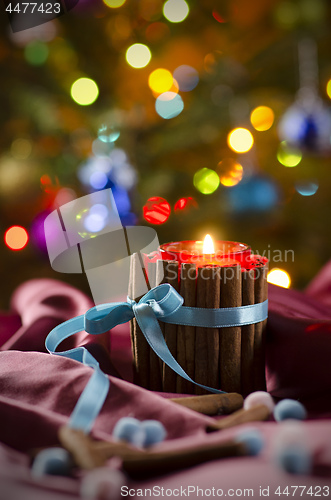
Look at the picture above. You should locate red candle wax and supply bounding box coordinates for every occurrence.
[158,240,251,266]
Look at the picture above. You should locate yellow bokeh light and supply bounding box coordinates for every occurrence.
[250,106,275,131]
[218,158,243,187]
[103,0,126,7]
[227,128,254,153]
[326,79,331,99]
[267,268,291,288]
[163,0,189,23]
[148,68,173,94]
[70,78,99,106]
[277,141,302,167]
[126,43,151,68]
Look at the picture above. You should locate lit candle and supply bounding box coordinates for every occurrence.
[159,235,251,267]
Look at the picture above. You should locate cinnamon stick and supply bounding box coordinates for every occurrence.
[194,266,209,395]
[148,261,163,391]
[130,252,150,389]
[241,268,255,397]
[170,392,243,416]
[157,260,179,393]
[219,264,242,393]
[177,263,196,394]
[59,426,247,479]
[207,404,271,432]
[253,261,268,391]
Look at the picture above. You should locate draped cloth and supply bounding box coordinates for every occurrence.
[1,262,331,498]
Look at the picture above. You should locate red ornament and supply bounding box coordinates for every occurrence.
[143,197,171,225]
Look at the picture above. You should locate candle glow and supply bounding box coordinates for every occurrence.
[203,234,215,254]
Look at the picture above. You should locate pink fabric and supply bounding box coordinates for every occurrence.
[1,266,331,497]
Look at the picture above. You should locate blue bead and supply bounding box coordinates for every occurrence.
[141,420,167,447]
[276,445,312,475]
[32,448,72,477]
[235,428,264,456]
[274,400,307,422]
[112,417,145,447]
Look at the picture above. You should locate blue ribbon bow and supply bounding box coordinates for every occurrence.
[46,283,268,433]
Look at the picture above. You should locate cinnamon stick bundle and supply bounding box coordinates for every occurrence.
[219,264,242,393]
[241,268,255,397]
[177,263,196,394]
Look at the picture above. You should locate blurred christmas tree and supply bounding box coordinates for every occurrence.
[0,0,331,307]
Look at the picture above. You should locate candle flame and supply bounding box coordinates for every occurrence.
[203,234,215,254]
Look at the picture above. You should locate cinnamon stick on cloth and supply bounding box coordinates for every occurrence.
[219,263,242,394]
[241,268,255,397]
[177,263,196,394]
[195,266,220,394]
[157,260,179,393]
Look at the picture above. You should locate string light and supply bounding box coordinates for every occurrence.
[148,68,173,94]
[326,79,331,99]
[173,65,199,92]
[277,141,302,167]
[24,41,49,65]
[227,128,254,153]
[163,0,189,23]
[218,159,243,187]
[103,0,126,7]
[5,226,29,251]
[126,43,151,68]
[250,106,274,131]
[155,92,184,119]
[143,197,171,224]
[295,181,319,196]
[267,268,291,288]
[193,168,219,194]
[70,78,99,106]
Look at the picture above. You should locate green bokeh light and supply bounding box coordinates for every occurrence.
[193,168,220,194]
[277,141,302,167]
[24,41,49,66]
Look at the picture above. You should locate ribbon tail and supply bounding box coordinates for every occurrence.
[133,303,226,394]
[46,316,110,433]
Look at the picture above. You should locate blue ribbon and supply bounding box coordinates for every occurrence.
[46,283,268,433]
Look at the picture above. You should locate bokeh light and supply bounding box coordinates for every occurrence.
[250,106,274,131]
[218,159,243,187]
[173,65,199,92]
[24,41,49,66]
[143,196,171,224]
[267,268,291,288]
[71,78,99,106]
[11,138,32,159]
[326,79,331,99]
[103,0,126,7]
[98,124,120,143]
[126,43,151,68]
[163,0,189,23]
[89,171,109,190]
[227,128,254,153]
[295,181,319,196]
[84,204,109,233]
[193,168,220,195]
[4,226,29,251]
[155,92,184,119]
[148,68,173,94]
[174,196,198,211]
[277,141,302,167]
